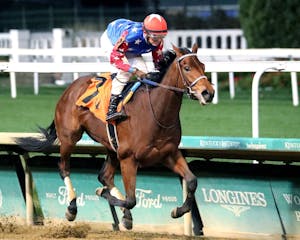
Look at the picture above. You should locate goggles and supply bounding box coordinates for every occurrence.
[146,32,166,41]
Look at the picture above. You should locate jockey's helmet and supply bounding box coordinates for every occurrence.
[143,14,168,37]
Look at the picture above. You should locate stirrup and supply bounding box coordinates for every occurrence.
[106,111,127,122]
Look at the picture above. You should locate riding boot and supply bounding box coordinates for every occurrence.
[106,94,127,121]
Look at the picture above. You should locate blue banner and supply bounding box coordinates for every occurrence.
[195,173,282,235]
[270,179,300,234]
[32,168,183,226]
[0,167,26,218]
[78,134,300,152]
[180,136,300,151]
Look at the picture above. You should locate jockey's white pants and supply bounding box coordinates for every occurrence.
[100,30,148,95]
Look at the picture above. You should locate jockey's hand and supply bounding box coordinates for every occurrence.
[134,69,147,79]
[146,72,161,82]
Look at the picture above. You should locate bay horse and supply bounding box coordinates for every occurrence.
[17,43,214,230]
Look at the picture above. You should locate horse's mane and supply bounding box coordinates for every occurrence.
[146,49,176,83]
[157,47,193,74]
[147,47,192,83]
[157,49,177,72]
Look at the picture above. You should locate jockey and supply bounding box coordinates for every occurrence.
[100,13,168,121]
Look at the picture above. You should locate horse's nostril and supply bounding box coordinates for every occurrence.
[209,91,215,101]
[202,90,208,95]
[202,90,209,99]
[201,90,214,102]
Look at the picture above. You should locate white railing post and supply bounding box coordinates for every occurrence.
[52,28,64,84]
[291,72,299,106]
[72,60,79,80]
[232,34,237,49]
[229,72,235,99]
[9,29,19,98]
[211,72,218,104]
[252,66,284,138]
[33,59,39,95]
[52,28,64,64]
[252,69,263,138]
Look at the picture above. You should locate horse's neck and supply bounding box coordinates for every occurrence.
[150,64,184,119]
[160,63,185,96]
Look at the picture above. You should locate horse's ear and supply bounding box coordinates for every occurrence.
[172,44,181,55]
[192,43,198,53]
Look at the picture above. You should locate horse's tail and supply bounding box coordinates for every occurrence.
[16,120,57,152]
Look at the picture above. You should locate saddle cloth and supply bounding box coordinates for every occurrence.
[76,73,139,123]
[76,73,140,151]
[76,73,115,123]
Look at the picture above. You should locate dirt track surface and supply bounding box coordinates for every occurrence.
[0,219,234,240]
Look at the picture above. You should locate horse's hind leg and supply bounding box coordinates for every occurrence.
[165,151,197,219]
[96,153,133,230]
[58,138,80,221]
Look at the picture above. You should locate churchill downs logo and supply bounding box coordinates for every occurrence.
[201,188,267,216]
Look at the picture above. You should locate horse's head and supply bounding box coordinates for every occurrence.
[173,43,215,105]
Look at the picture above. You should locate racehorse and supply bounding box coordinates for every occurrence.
[17,43,214,230]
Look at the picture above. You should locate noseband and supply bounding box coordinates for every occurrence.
[176,53,208,98]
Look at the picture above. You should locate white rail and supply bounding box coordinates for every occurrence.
[0,60,299,105]
[1,47,300,101]
[2,47,300,60]
[1,60,299,139]
[1,60,300,73]
[0,28,299,104]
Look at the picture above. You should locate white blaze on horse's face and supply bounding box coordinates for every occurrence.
[189,75,215,105]
[175,47,215,105]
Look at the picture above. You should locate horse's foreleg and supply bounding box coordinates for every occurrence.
[64,176,77,220]
[118,156,137,229]
[96,154,133,230]
[165,152,197,219]
[97,154,125,202]
[119,157,138,210]
[98,156,137,228]
[58,143,77,221]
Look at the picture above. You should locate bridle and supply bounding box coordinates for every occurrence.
[144,51,208,129]
[176,53,208,99]
[140,52,208,99]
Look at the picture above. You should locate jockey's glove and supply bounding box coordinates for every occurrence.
[134,68,147,79]
[146,71,161,82]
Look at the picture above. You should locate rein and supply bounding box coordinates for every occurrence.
[139,52,207,129]
[145,84,179,129]
[140,78,185,93]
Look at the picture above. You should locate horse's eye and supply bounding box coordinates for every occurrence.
[184,66,191,71]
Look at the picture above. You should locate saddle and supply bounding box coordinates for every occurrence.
[76,73,153,123]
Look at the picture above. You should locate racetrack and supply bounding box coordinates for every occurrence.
[0,218,225,240]
[0,222,205,240]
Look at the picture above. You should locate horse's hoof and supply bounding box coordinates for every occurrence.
[65,199,77,221]
[65,210,77,221]
[171,207,180,218]
[65,211,76,221]
[122,216,133,230]
[95,186,107,196]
